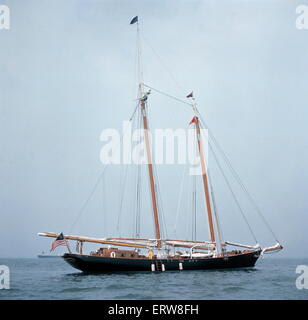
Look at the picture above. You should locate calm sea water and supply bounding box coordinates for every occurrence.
[0,257,308,300]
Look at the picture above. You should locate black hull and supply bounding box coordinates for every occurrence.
[63,250,261,273]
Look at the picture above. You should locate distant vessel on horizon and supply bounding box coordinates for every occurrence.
[37,251,62,258]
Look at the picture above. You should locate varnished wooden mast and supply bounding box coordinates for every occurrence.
[140,97,162,248]
[192,116,216,244]
[135,18,161,248]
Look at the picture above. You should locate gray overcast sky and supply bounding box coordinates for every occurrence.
[0,0,307,258]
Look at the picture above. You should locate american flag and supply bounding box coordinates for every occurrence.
[50,232,68,252]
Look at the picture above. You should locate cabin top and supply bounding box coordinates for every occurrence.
[90,247,146,259]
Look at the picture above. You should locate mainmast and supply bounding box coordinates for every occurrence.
[132,16,162,248]
[190,111,216,245]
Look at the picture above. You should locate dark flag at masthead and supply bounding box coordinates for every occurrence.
[130,16,138,25]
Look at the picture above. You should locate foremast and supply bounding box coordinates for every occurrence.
[133,16,162,249]
[140,94,162,248]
